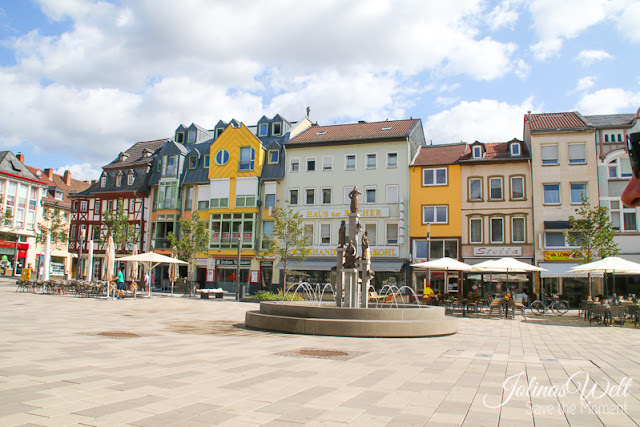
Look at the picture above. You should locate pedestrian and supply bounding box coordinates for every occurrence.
[113,266,126,299]
[144,271,150,293]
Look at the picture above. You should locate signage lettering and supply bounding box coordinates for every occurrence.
[544,251,588,261]
[300,207,390,219]
[473,247,522,257]
[292,246,398,257]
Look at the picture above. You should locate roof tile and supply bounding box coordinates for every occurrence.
[289,119,417,144]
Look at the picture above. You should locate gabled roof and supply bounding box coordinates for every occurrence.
[103,138,167,169]
[411,143,467,166]
[583,114,635,128]
[0,151,44,184]
[288,119,420,145]
[527,112,591,132]
[24,166,90,209]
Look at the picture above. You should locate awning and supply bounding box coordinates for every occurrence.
[275,259,405,272]
[371,260,405,272]
[539,262,601,278]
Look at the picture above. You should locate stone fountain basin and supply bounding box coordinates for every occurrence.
[245,301,458,338]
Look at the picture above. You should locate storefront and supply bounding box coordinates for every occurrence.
[540,251,591,307]
[0,240,28,275]
[207,257,251,293]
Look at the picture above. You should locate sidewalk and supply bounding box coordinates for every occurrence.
[0,277,638,426]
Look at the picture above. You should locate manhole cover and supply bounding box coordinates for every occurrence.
[79,331,145,339]
[277,348,365,360]
[298,349,349,357]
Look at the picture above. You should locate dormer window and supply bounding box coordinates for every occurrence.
[118,152,129,162]
[472,145,482,159]
[54,190,63,201]
[510,143,521,156]
[215,128,224,138]
[100,176,107,188]
[258,124,268,137]
[142,148,152,157]
[116,172,122,187]
[189,156,197,169]
[127,171,135,185]
[268,150,279,164]
[176,132,184,143]
[187,131,196,143]
[272,122,282,136]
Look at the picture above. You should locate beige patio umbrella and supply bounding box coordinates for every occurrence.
[104,234,116,298]
[169,248,180,295]
[116,251,188,298]
[128,245,139,298]
[472,257,546,295]
[411,257,475,293]
[570,257,640,297]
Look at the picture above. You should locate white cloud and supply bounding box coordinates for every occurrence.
[436,96,459,107]
[575,88,640,114]
[576,49,613,65]
[617,1,640,42]
[54,163,101,182]
[485,0,521,31]
[574,76,596,92]
[425,98,536,144]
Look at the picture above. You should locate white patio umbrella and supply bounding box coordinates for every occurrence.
[473,257,546,295]
[116,251,188,298]
[411,257,475,293]
[570,257,640,297]
[104,235,116,299]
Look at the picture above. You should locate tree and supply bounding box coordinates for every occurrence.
[100,199,141,252]
[167,211,209,296]
[263,205,310,290]
[36,206,69,248]
[565,194,620,263]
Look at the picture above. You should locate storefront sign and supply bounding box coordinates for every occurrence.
[473,246,522,257]
[292,246,398,257]
[544,251,587,261]
[250,270,259,283]
[206,269,214,281]
[260,261,273,267]
[215,258,251,267]
[299,207,390,219]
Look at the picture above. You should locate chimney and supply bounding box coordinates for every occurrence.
[44,168,54,179]
[17,153,24,163]
[91,180,97,185]
[63,170,71,185]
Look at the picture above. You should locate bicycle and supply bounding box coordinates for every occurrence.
[530,295,569,316]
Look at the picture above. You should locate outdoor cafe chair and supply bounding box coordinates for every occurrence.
[590,304,610,326]
[610,305,626,327]
[626,305,640,328]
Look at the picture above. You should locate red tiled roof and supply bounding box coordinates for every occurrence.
[289,119,419,144]
[411,143,467,166]
[528,112,590,131]
[25,165,90,210]
[458,139,530,161]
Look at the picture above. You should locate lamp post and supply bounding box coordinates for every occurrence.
[426,222,431,291]
[235,235,242,300]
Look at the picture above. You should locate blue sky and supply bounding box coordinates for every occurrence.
[0,0,639,180]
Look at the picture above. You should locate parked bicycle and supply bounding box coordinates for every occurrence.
[530,295,569,316]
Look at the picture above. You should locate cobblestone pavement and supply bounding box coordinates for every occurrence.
[1,277,638,426]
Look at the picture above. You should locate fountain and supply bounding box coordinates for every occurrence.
[245,186,458,337]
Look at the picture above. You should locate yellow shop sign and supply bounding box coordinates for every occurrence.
[300,207,390,219]
[544,251,588,261]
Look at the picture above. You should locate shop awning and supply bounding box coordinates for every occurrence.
[275,259,405,272]
[371,260,405,272]
[539,262,600,278]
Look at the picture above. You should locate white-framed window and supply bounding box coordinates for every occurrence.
[322,156,333,171]
[306,157,316,171]
[568,143,586,164]
[543,184,560,205]
[468,178,482,201]
[320,223,331,245]
[422,205,448,224]
[385,185,398,204]
[100,176,106,187]
[80,201,88,212]
[607,157,633,179]
[490,217,504,243]
[387,152,398,168]
[265,193,276,208]
[469,217,483,244]
[489,177,503,200]
[305,188,315,205]
[188,130,196,143]
[289,189,298,205]
[510,143,521,156]
[472,145,482,159]
[510,176,525,200]
[303,223,313,245]
[272,122,282,136]
[365,186,376,204]
[116,173,122,187]
[94,200,101,215]
[290,157,300,172]
[541,144,559,165]
[570,183,587,204]
[366,153,377,169]
[386,222,399,245]
[610,200,638,232]
[364,222,377,246]
[127,172,135,185]
[512,217,526,243]
[345,154,356,170]
[238,146,255,171]
[321,187,332,204]
[423,167,447,186]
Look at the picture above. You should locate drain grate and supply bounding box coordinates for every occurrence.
[79,331,144,339]
[277,348,364,360]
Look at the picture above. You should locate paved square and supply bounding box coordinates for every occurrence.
[1,278,638,426]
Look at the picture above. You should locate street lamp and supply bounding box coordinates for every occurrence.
[235,235,242,300]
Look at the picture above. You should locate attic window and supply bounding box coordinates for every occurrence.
[118,152,129,162]
[54,190,63,201]
[127,171,135,185]
[215,128,224,138]
[316,131,327,136]
[188,131,196,143]
[510,143,521,156]
[259,123,268,137]
[10,159,22,171]
[176,132,184,143]
[381,126,392,131]
[472,146,482,159]
[116,171,123,187]
[189,156,197,169]
[100,176,107,187]
[272,122,282,136]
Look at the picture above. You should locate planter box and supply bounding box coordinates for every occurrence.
[201,293,209,299]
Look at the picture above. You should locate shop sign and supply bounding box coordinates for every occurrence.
[544,251,588,261]
[299,207,390,219]
[215,258,251,267]
[260,261,273,267]
[473,246,522,257]
[291,246,398,257]
[211,232,252,241]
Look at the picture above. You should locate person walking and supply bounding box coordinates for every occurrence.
[113,266,126,299]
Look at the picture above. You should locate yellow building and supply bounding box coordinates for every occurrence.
[205,124,266,293]
[409,143,466,293]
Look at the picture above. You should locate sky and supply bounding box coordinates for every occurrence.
[0,0,639,181]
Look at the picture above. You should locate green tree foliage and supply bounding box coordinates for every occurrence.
[167,211,209,295]
[37,206,68,248]
[565,194,620,263]
[100,199,141,251]
[263,205,310,288]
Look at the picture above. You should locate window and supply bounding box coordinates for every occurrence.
[364,223,377,245]
[366,154,377,169]
[305,188,315,205]
[94,200,101,215]
[605,134,609,142]
[386,185,398,204]
[187,131,196,143]
[198,200,209,210]
[322,188,331,204]
[365,187,376,203]
[512,217,525,243]
[541,145,559,165]
[238,147,255,171]
[235,195,255,208]
[345,154,356,170]
[184,187,192,210]
[264,193,276,208]
[320,223,331,245]
[127,172,134,185]
[607,157,633,179]
[387,152,398,168]
[543,184,560,204]
[423,205,448,224]
[262,221,274,249]
[290,158,300,172]
[472,145,482,159]
[73,200,78,212]
[386,223,398,245]
[176,132,184,143]
[80,201,88,212]
[570,183,587,204]
[259,123,268,137]
[209,198,229,208]
[610,200,638,232]
[423,167,447,186]
[568,143,586,164]
[189,156,197,169]
[100,176,106,187]
[209,212,256,250]
[469,178,482,201]
[510,143,521,156]
[489,177,503,200]
[624,211,638,231]
[158,182,179,209]
[164,155,177,176]
[215,128,224,138]
[289,189,298,205]
[470,218,483,243]
[490,217,504,243]
[204,155,210,168]
[304,223,313,245]
[272,122,282,136]
[116,173,122,187]
[213,149,229,166]
[545,231,566,247]
[510,176,524,200]
[322,156,332,171]
[306,158,316,171]
[268,150,279,164]
[618,134,623,142]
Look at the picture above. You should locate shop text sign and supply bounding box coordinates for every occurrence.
[208,258,251,268]
[300,207,390,219]
[544,251,587,261]
[473,246,522,257]
[292,246,398,257]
